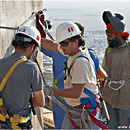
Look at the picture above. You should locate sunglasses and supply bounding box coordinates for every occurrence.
[59,41,70,47]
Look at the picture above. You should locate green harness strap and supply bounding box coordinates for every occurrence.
[52,70,65,100]
[0,58,30,129]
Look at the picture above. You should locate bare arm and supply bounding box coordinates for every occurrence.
[41,38,59,52]
[53,84,85,98]
[32,90,45,107]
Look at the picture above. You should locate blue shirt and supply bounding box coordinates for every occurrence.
[41,47,68,105]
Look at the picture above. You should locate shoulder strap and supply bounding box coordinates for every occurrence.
[66,55,97,78]
[78,55,97,77]
[0,58,26,92]
[88,48,99,72]
[0,58,26,129]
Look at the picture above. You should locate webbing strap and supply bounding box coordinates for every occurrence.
[52,70,65,100]
[89,110,109,129]
[0,58,26,92]
[69,106,109,129]
[0,58,27,129]
[68,112,80,129]
[67,55,97,79]
[54,70,65,84]
[78,55,97,77]
[83,88,100,103]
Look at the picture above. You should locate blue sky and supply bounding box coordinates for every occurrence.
[43,1,130,31]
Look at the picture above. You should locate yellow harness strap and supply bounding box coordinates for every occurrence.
[0,58,27,129]
[0,58,26,91]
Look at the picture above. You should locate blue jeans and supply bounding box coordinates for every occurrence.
[62,106,101,129]
[106,102,130,129]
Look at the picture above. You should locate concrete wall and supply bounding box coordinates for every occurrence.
[0,0,43,59]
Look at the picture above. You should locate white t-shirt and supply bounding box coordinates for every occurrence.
[58,46,98,106]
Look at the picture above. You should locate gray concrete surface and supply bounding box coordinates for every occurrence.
[0,1,45,129]
[0,1,43,59]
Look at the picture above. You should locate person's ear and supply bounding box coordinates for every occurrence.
[29,44,35,52]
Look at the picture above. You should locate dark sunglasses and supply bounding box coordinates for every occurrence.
[59,41,70,47]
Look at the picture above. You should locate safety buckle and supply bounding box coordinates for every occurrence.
[108,80,126,90]
[11,114,20,124]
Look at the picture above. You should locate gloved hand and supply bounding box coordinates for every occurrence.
[44,85,54,97]
[36,10,52,39]
[36,10,46,38]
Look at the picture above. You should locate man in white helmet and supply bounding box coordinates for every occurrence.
[102,11,130,129]
[41,21,104,129]
[0,25,45,129]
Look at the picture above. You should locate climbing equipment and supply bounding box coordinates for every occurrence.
[108,78,130,91]
[0,58,33,129]
[68,87,108,129]
[36,10,54,40]
[0,8,47,31]
[55,21,81,43]
[35,9,108,129]
[64,48,99,79]
[64,51,109,129]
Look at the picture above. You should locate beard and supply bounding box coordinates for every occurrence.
[108,36,121,48]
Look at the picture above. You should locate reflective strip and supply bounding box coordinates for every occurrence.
[107,48,111,56]
[52,70,65,100]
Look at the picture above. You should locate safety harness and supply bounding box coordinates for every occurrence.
[65,54,109,129]
[0,58,32,129]
[105,45,130,91]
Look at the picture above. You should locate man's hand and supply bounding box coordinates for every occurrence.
[36,10,46,38]
[44,85,54,97]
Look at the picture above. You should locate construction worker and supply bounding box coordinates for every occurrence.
[102,11,130,129]
[0,25,45,129]
[40,22,84,129]
[41,21,105,129]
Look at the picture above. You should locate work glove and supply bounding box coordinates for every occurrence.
[36,10,52,38]
[44,85,54,97]
[36,10,46,38]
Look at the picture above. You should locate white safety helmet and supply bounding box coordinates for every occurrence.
[55,21,81,43]
[16,25,41,46]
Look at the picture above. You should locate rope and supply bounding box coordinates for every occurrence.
[0,8,47,30]
[0,26,18,30]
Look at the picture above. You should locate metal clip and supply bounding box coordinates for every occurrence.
[108,80,126,90]
[11,114,20,123]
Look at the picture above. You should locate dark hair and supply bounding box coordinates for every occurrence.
[70,35,85,47]
[12,34,38,50]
